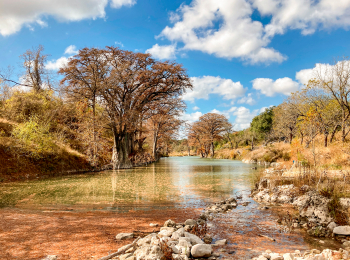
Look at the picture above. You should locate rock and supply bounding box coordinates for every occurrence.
[171,232,180,240]
[171,245,180,254]
[203,235,213,244]
[41,256,57,260]
[116,233,134,240]
[150,223,159,227]
[175,227,185,237]
[242,202,250,206]
[164,219,176,227]
[208,215,214,221]
[173,254,188,260]
[327,222,337,232]
[134,245,164,260]
[158,229,174,237]
[184,219,197,226]
[191,244,212,258]
[333,226,350,235]
[160,227,176,232]
[282,253,294,260]
[344,241,350,247]
[270,253,283,260]
[214,239,227,246]
[199,213,208,221]
[184,232,204,245]
[197,219,206,226]
[184,225,193,232]
[119,253,133,260]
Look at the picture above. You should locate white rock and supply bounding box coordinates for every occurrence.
[171,232,180,240]
[150,223,158,227]
[283,253,294,260]
[184,219,197,226]
[171,245,180,254]
[184,232,204,245]
[191,244,212,258]
[116,233,134,240]
[333,226,350,235]
[120,253,133,260]
[327,222,337,232]
[175,227,185,237]
[214,239,227,246]
[41,256,57,260]
[344,241,350,247]
[307,255,326,260]
[270,253,284,260]
[178,239,192,248]
[158,229,173,237]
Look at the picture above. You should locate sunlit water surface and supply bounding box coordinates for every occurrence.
[0,157,256,211]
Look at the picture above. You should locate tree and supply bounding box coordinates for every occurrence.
[147,98,185,159]
[313,58,350,142]
[250,107,274,146]
[190,113,230,157]
[1,45,51,92]
[60,46,192,169]
[59,47,109,166]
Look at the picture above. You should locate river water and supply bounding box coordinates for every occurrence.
[0,157,339,259]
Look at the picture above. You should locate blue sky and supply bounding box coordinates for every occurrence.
[1,0,350,129]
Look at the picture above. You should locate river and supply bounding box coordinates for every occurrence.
[0,157,338,259]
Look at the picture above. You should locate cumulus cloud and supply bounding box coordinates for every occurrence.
[230,106,259,130]
[64,45,79,55]
[252,77,300,97]
[45,57,69,70]
[0,0,136,36]
[157,0,350,64]
[193,106,200,111]
[237,93,255,105]
[183,76,246,102]
[146,44,176,60]
[180,111,203,123]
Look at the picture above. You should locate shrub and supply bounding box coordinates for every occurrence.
[12,115,56,158]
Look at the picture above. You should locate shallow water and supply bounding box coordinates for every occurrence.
[0,156,341,258]
[0,157,258,211]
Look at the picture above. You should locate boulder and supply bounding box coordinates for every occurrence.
[149,223,159,227]
[270,253,283,260]
[327,222,337,232]
[116,233,134,240]
[333,226,350,235]
[135,245,164,260]
[184,219,197,226]
[191,244,212,258]
[158,229,173,237]
[184,232,204,245]
[164,219,176,227]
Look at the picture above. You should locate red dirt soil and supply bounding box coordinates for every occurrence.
[0,207,201,260]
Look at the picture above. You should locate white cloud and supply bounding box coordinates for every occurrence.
[46,57,69,70]
[146,44,176,60]
[64,45,79,55]
[209,109,230,118]
[252,77,300,97]
[0,0,136,36]
[157,0,350,64]
[110,0,136,8]
[183,76,246,102]
[230,106,260,130]
[237,93,255,105]
[180,111,203,123]
[193,106,200,111]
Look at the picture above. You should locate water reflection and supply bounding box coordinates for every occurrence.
[0,157,258,210]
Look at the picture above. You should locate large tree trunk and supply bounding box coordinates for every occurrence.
[152,133,158,160]
[324,131,328,147]
[111,129,132,169]
[251,136,254,150]
[211,141,215,157]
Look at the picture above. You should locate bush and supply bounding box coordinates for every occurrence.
[12,115,56,158]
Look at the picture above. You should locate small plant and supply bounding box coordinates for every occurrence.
[188,223,208,239]
[159,239,173,260]
[328,196,348,225]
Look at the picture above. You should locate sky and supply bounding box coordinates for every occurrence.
[1,0,350,130]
